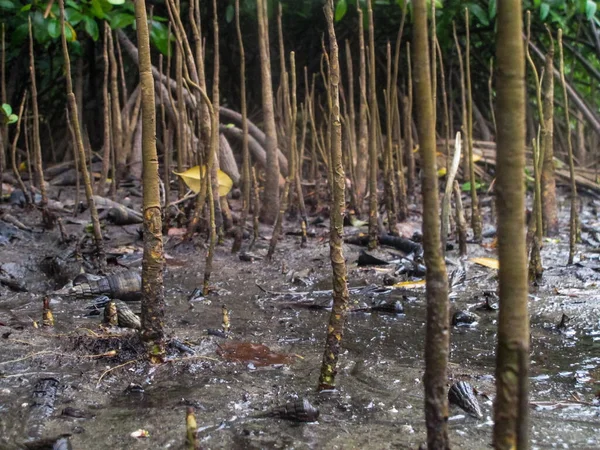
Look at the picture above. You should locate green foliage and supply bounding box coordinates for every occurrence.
[0,0,171,54]
[1,104,18,125]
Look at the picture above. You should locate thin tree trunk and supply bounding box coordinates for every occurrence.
[28,17,48,208]
[134,0,166,363]
[558,30,579,266]
[257,0,280,224]
[59,0,104,265]
[355,5,368,215]
[318,0,350,392]
[541,28,558,236]
[367,0,379,249]
[413,2,450,448]
[493,1,530,447]
[232,0,250,254]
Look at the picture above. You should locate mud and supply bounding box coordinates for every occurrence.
[0,190,599,450]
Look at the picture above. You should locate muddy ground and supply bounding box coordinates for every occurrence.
[0,187,599,450]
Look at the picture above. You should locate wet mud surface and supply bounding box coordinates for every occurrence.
[0,191,599,449]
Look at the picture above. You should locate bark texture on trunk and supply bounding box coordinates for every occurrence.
[134,0,166,362]
[494,1,530,448]
[318,0,350,392]
[257,0,280,224]
[412,2,450,449]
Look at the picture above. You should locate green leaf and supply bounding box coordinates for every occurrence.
[225,4,234,23]
[2,104,12,116]
[66,0,81,10]
[65,8,83,26]
[586,0,597,19]
[151,21,171,56]
[90,0,105,18]
[0,0,15,9]
[467,4,489,26]
[540,3,550,20]
[461,181,483,192]
[109,12,135,29]
[7,114,17,125]
[335,0,348,22]
[20,4,32,11]
[107,0,125,4]
[489,0,496,19]
[83,16,99,41]
[48,19,61,39]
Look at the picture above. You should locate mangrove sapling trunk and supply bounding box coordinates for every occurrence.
[28,18,48,212]
[318,0,350,392]
[98,23,111,196]
[391,3,408,222]
[412,2,450,448]
[494,1,530,447]
[558,30,579,265]
[355,5,368,214]
[488,59,497,136]
[345,39,360,215]
[465,9,482,242]
[441,132,462,254]
[453,22,468,179]
[107,30,123,189]
[384,42,398,233]
[541,27,558,237]
[405,43,416,197]
[232,0,250,255]
[250,166,260,250]
[133,0,166,362]
[367,0,378,249]
[436,40,451,172]
[10,93,31,205]
[453,181,468,257]
[159,55,171,212]
[257,0,280,224]
[59,0,105,266]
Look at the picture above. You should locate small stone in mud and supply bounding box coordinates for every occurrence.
[452,310,479,327]
[382,274,399,286]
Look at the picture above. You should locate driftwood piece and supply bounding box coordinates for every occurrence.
[219,133,241,184]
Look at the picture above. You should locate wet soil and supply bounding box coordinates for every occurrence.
[0,190,599,450]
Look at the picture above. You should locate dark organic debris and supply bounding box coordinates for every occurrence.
[452,310,480,327]
[22,435,72,450]
[345,233,422,255]
[357,250,390,267]
[253,398,319,423]
[475,291,499,311]
[448,381,483,419]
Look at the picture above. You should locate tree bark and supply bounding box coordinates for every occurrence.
[412,2,450,448]
[134,0,166,362]
[318,0,350,392]
[256,0,280,224]
[494,1,530,448]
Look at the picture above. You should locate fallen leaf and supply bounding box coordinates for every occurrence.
[470,257,499,270]
[392,279,426,289]
[173,165,233,197]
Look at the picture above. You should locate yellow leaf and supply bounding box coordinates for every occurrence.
[19,161,27,172]
[392,279,426,289]
[438,167,447,177]
[469,257,499,270]
[173,165,233,197]
[473,153,482,163]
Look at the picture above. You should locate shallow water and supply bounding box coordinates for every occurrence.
[0,202,599,449]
